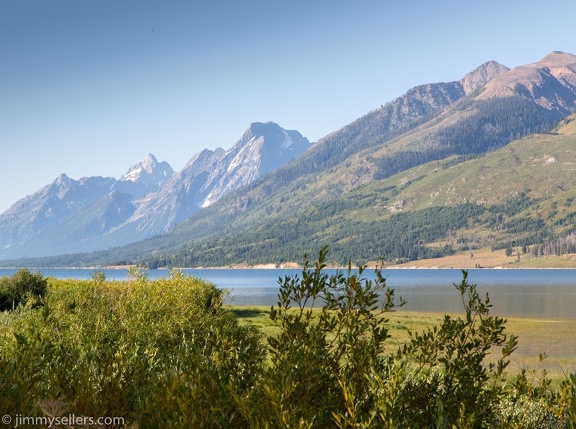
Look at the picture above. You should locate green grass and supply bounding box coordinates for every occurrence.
[232,306,281,340]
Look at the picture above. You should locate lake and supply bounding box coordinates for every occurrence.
[1,267,575,320]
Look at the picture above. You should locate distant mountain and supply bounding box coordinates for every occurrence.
[0,154,172,259]
[103,122,311,241]
[201,122,312,207]
[0,123,310,259]
[4,52,576,267]
[0,174,117,254]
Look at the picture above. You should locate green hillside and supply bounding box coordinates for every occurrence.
[358,116,576,214]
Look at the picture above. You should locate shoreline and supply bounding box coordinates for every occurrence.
[4,264,576,271]
[4,249,576,270]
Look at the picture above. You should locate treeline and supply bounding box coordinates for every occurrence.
[527,233,576,258]
[142,203,487,268]
[490,225,576,259]
[438,96,560,154]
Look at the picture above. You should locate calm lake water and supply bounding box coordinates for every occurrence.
[1,268,575,320]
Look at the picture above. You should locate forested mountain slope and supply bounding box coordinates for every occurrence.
[136,114,576,267]
[137,53,574,247]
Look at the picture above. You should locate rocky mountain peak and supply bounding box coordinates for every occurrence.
[110,154,174,197]
[120,153,174,184]
[227,122,310,176]
[460,60,510,95]
[474,51,576,113]
[538,51,576,67]
[247,121,280,135]
[140,153,159,171]
[189,121,311,209]
[236,122,289,150]
[54,173,73,186]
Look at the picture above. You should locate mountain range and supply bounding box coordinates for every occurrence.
[0,122,310,259]
[2,51,576,267]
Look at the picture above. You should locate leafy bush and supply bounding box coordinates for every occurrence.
[241,246,404,427]
[0,269,47,311]
[0,270,264,428]
[236,247,576,428]
[388,270,519,428]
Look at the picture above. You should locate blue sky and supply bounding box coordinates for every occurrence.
[1,0,575,213]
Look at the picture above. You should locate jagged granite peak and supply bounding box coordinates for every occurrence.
[175,121,310,210]
[476,51,576,112]
[54,172,72,184]
[231,122,306,170]
[122,122,311,239]
[202,122,311,207]
[112,154,174,196]
[119,153,173,184]
[460,60,510,95]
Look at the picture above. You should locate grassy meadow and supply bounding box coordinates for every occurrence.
[384,245,576,269]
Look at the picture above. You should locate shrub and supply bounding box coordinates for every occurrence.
[0,270,265,428]
[240,249,575,428]
[239,245,404,427]
[0,269,47,311]
[388,270,519,428]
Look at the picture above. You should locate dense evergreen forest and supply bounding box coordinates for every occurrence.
[131,190,571,268]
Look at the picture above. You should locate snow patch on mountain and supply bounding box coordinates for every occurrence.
[281,130,294,149]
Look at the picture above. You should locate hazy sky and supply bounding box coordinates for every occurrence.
[1,0,575,212]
